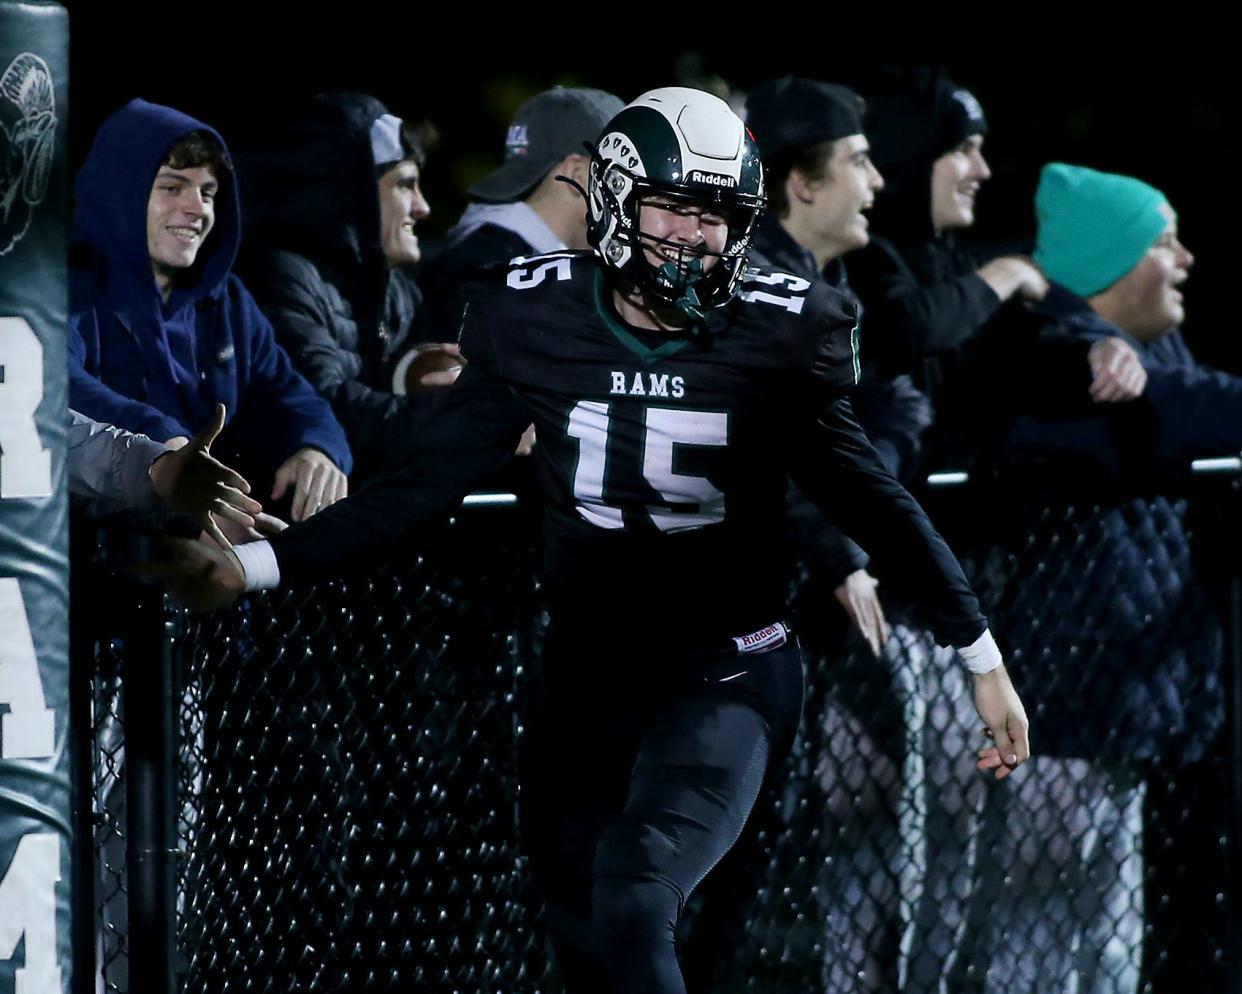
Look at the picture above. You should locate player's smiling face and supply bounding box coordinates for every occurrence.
[147,164,216,291]
[637,195,729,275]
[930,134,990,234]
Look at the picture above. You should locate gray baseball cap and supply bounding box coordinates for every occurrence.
[469,86,624,203]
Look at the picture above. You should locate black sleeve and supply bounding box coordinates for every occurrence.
[786,482,869,584]
[851,239,1002,369]
[785,396,987,648]
[267,359,530,581]
[964,312,1102,422]
[849,372,933,484]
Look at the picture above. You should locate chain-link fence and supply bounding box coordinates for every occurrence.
[70,470,1242,994]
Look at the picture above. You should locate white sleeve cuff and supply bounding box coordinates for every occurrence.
[959,628,1003,675]
[234,541,281,592]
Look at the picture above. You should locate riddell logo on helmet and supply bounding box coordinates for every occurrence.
[688,171,736,188]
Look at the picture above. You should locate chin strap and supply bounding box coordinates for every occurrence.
[658,258,706,321]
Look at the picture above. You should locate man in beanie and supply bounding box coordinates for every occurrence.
[849,71,1146,472]
[239,93,459,484]
[421,86,623,337]
[980,163,1236,994]
[1021,163,1241,465]
[744,76,896,656]
[712,78,898,987]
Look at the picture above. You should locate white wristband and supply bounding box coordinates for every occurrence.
[959,628,1003,675]
[234,540,281,592]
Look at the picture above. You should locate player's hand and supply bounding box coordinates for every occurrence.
[401,342,466,392]
[1088,336,1147,403]
[134,534,246,613]
[973,664,1031,780]
[833,569,890,657]
[148,404,262,549]
[515,424,537,457]
[211,510,289,546]
[271,447,348,522]
[977,255,1049,304]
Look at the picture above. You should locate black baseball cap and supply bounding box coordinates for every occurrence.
[469,86,624,202]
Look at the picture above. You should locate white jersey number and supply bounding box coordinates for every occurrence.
[506,255,574,290]
[0,317,53,499]
[738,271,810,315]
[567,401,727,532]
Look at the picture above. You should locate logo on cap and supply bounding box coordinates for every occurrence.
[951,90,984,124]
[505,124,529,157]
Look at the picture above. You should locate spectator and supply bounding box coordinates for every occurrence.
[240,94,463,482]
[68,99,351,522]
[741,75,902,989]
[420,86,622,337]
[974,163,1231,994]
[746,76,913,655]
[851,71,1145,471]
[1015,163,1242,468]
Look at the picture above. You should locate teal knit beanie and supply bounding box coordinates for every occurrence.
[1033,163,1169,298]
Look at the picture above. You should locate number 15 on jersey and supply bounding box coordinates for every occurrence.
[566,401,728,534]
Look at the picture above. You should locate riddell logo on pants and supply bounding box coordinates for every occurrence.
[732,623,788,654]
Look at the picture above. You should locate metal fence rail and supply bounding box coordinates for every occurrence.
[70,469,1242,994]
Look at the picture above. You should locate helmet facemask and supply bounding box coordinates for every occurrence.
[583,89,765,320]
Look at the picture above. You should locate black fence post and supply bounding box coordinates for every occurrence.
[1229,563,1242,994]
[123,592,180,994]
[69,536,99,994]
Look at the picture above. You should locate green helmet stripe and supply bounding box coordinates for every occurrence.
[602,106,682,181]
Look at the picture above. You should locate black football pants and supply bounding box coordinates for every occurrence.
[520,632,805,994]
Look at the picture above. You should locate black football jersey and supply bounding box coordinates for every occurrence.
[270,252,985,651]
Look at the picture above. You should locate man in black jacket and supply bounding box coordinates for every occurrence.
[240,93,458,482]
[746,76,902,656]
[850,71,1146,472]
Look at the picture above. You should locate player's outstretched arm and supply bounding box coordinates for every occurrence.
[788,397,1032,778]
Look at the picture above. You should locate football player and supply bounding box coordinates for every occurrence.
[146,87,1028,994]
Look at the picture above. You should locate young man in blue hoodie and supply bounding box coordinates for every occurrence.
[68,99,353,523]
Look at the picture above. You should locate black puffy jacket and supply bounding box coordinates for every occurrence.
[238,93,433,481]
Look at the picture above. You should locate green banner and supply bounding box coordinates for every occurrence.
[0,3,71,993]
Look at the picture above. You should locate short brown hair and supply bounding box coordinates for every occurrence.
[764,139,836,218]
[163,129,232,178]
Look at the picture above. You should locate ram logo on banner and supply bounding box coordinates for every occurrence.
[0,51,57,257]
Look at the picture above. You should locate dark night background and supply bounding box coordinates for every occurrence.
[62,8,1237,375]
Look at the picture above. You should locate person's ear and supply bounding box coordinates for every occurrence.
[787,168,818,206]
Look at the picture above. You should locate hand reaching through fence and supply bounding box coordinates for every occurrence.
[973,664,1031,780]
[833,569,891,657]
